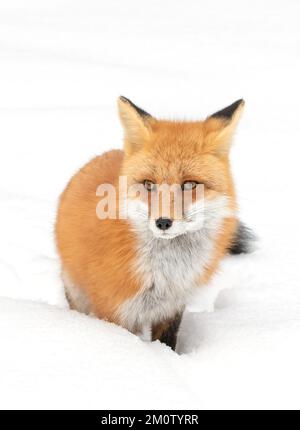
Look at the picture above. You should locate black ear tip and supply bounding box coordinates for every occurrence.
[119,96,131,104]
[118,96,151,118]
[211,99,245,120]
[236,98,245,108]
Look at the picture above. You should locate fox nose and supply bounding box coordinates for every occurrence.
[155,217,173,231]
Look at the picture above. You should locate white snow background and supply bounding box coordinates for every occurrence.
[0,0,300,410]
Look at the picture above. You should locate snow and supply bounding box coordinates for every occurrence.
[0,0,300,410]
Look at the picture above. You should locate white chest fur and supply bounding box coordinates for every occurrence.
[118,228,217,333]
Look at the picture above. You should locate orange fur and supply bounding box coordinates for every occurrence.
[55,97,244,334]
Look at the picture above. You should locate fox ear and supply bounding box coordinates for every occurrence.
[204,99,245,156]
[118,96,155,155]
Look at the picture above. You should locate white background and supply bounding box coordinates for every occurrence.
[0,0,299,409]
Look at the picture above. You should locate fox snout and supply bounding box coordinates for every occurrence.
[155,217,173,231]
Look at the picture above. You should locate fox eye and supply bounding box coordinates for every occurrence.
[144,180,156,191]
[182,181,198,191]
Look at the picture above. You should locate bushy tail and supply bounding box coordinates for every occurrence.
[228,222,256,255]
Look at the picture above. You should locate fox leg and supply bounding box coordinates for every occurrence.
[62,270,91,315]
[152,311,183,351]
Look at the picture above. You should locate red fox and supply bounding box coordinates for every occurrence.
[55,96,250,351]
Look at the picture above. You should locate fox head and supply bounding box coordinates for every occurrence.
[118,96,244,240]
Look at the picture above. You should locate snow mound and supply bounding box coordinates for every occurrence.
[0,297,196,410]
